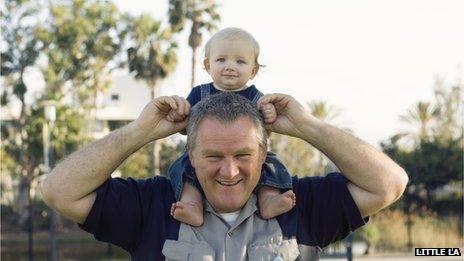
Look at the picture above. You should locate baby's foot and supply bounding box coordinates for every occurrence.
[260,190,296,219]
[171,201,204,227]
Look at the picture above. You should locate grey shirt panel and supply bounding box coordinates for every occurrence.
[162,195,316,260]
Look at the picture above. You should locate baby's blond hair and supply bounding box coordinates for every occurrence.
[204,27,264,67]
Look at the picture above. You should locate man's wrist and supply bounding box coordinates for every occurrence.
[125,120,155,148]
[295,115,324,145]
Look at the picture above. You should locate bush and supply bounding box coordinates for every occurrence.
[356,209,462,253]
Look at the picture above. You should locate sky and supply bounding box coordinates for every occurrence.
[106,0,463,146]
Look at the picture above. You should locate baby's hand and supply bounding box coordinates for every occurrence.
[260,103,277,124]
[166,110,184,122]
[166,99,190,122]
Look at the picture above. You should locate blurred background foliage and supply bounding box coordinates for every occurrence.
[1,0,462,259]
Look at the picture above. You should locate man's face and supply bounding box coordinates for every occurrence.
[189,116,266,213]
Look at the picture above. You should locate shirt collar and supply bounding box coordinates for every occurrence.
[204,194,259,229]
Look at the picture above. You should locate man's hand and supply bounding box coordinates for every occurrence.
[135,95,190,142]
[40,95,191,224]
[258,93,312,138]
[260,94,408,218]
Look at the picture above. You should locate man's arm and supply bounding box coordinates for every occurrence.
[40,96,190,224]
[258,94,408,218]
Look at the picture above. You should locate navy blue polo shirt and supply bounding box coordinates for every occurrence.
[79,173,367,260]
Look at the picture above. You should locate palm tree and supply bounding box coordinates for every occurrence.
[397,101,439,146]
[308,100,341,122]
[126,14,178,176]
[433,77,462,142]
[168,0,220,87]
[307,100,342,175]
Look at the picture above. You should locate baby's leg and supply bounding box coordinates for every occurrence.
[171,182,204,226]
[258,186,296,219]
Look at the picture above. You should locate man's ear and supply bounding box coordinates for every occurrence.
[203,58,210,73]
[188,150,196,168]
[258,145,267,165]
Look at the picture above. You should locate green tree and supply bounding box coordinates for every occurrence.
[358,222,379,254]
[270,134,316,177]
[1,1,43,248]
[395,79,462,148]
[118,146,149,179]
[35,0,126,131]
[270,100,346,176]
[159,140,186,176]
[384,78,464,249]
[168,0,220,87]
[382,136,463,249]
[125,14,178,176]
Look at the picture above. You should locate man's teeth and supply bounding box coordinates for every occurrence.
[217,180,240,186]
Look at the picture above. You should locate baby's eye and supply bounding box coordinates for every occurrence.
[237,59,246,64]
[216,58,225,62]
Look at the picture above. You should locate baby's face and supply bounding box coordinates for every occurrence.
[204,39,258,91]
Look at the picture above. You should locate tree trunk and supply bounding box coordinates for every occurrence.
[148,85,161,176]
[16,98,34,259]
[191,46,197,88]
[405,196,413,251]
[27,181,33,261]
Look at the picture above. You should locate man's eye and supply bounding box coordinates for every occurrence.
[237,154,251,158]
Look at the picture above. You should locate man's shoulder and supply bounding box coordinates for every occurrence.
[292,172,348,183]
[292,173,349,194]
[104,176,173,195]
[114,175,171,185]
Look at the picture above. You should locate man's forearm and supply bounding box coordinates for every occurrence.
[41,120,150,211]
[297,117,407,199]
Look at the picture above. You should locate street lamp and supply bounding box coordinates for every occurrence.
[43,101,56,261]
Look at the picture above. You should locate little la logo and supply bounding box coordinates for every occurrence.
[415,248,461,256]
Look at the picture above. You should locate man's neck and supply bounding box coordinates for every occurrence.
[218,210,241,226]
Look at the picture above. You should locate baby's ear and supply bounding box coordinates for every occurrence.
[203,58,210,72]
[251,64,259,79]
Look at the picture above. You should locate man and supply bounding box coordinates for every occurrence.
[41,93,408,260]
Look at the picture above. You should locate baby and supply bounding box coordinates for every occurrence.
[168,27,295,226]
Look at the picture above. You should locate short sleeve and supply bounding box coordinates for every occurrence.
[186,86,201,106]
[295,173,368,248]
[79,177,168,252]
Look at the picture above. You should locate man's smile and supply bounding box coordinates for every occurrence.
[216,179,242,186]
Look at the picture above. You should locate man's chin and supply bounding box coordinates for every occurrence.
[211,198,245,213]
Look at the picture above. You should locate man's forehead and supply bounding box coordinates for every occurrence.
[195,116,260,145]
[197,116,257,132]
[200,146,255,155]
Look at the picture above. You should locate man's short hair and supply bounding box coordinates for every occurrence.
[186,93,268,150]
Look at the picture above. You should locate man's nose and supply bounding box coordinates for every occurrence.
[219,158,239,178]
